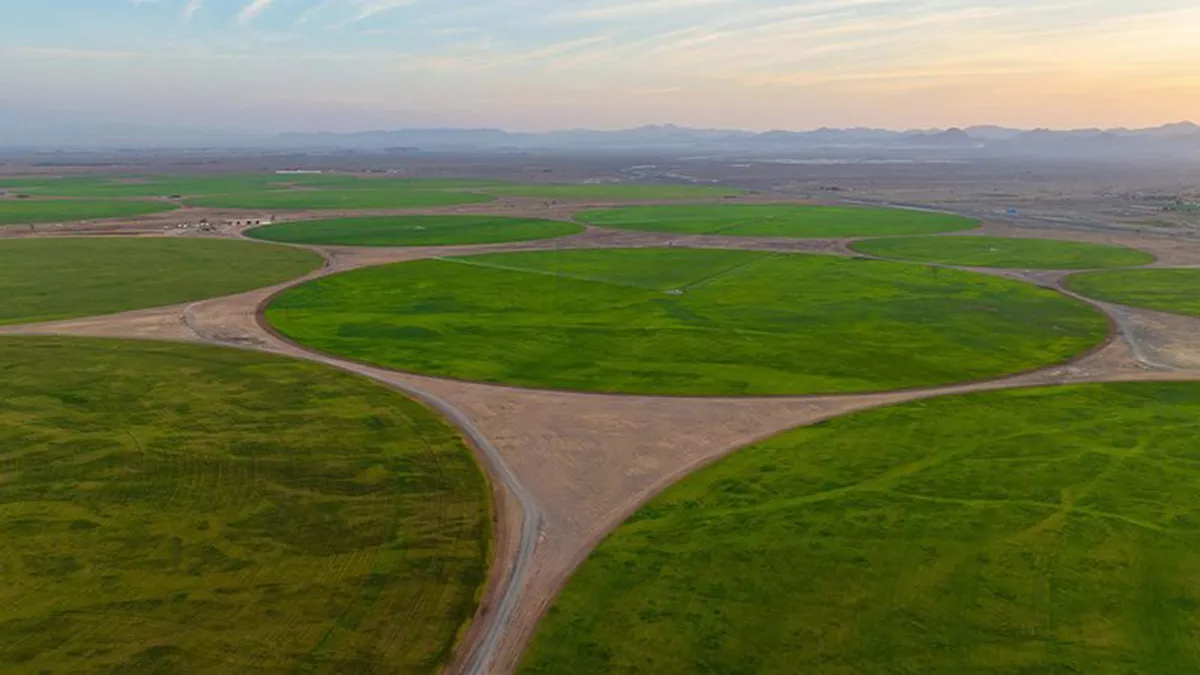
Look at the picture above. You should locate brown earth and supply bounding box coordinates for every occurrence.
[2,204,1199,675]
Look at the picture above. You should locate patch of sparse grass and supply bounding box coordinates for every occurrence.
[1066,269,1200,317]
[853,235,1156,269]
[520,382,1200,675]
[247,215,583,247]
[0,238,321,325]
[267,248,1107,396]
[0,336,490,674]
[580,204,978,238]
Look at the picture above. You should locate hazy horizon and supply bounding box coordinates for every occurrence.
[3,1,1198,134]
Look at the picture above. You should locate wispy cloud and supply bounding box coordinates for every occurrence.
[5,0,1198,130]
[238,0,275,25]
[551,0,734,22]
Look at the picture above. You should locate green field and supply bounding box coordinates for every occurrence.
[267,249,1107,396]
[853,235,1156,269]
[579,204,978,238]
[0,238,321,325]
[0,199,176,226]
[521,382,1200,675]
[187,189,495,210]
[1066,269,1200,317]
[247,215,584,247]
[0,174,509,199]
[0,337,490,674]
[486,184,743,201]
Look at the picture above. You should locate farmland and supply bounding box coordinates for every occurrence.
[520,382,1200,675]
[0,238,321,325]
[0,174,509,199]
[853,235,1156,269]
[266,248,1108,396]
[0,199,176,226]
[186,189,495,210]
[486,184,744,201]
[247,215,584,247]
[0,337,490,674]
[579,204,978,238]
[3,162,1198,675]
[1067,269,1200,318]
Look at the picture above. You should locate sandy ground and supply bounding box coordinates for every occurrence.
[3,208,1200,675]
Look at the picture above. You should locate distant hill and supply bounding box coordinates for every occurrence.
[1,113,1197,160]
[265,122,1199,159]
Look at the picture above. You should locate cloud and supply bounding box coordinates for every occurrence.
[238,0,275,25]
[183,0,203,20]
[551,0,734,22]
[353,0,420,22]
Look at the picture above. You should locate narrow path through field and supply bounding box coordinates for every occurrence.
[3,209,1200,675]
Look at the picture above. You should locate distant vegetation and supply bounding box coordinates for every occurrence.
[0,238,321,325]
[521,382,1200,675]
[0,199,175,226]
[267,249,1107,396]
[580,203,977,238]
[0,337,490,674]
[187,189,495,210]
[0,175,751,216]
[247,215,584,247]
[853,236,1156,269]
[1067,269,1200,318]
[486,184,744,201]
[0,174,507,199]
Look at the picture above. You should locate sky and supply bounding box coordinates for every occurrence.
[1,0,1198,133]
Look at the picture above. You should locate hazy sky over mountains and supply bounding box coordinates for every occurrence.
[2,0,1198,132]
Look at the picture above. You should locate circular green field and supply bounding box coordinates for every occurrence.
[266,248,1108,396]
[0,337,490,674]
[187,189,494,210]
[484,184,743,201]
[520,382,1200,675]
[853,235,1156,269]
[0,199,176,226]
[578,204,978,238]
[1066,269,1200,317]
[0,238,322,326]
[247,215,584,247]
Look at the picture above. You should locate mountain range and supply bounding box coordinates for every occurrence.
[2,116,1198,160]
[274,121,1200,160]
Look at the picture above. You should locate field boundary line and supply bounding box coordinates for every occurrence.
[675,252,780,293]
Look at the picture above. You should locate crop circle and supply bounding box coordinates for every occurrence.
[0,337,490,673]
[1066,268,1200,318]
[579,204,978,238]
[246,215,584,247]
[853,235,1156,269]
[0,238,322,326]
[267,248,1108,396]
[520,382,1200,674]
